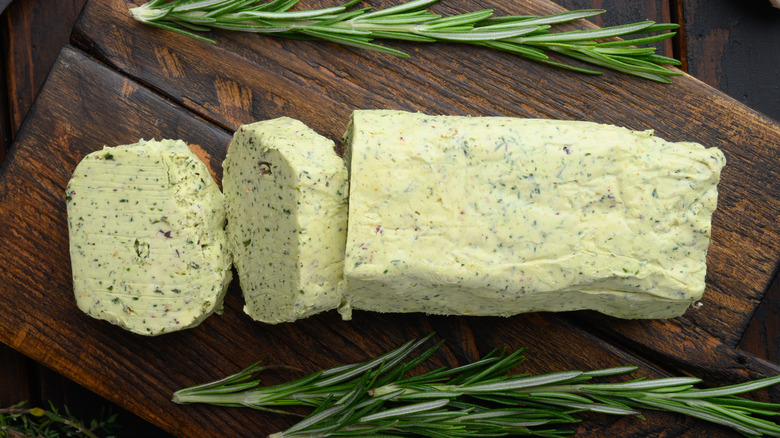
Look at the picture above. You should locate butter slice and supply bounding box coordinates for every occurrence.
[342,110,726,319]
[223,118,348,323]
[66,139,232,335]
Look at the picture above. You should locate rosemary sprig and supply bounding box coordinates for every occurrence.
[130,0,683,83]
[173,334,780,437]
[173,335,442,411]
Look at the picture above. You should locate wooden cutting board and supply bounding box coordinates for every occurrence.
[1,0,779,436]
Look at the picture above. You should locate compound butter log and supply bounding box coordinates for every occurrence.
[341,110,726,319]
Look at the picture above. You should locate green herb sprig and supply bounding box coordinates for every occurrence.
[0,401,120,438]
[130,0,683,83]
[173,334,780,437]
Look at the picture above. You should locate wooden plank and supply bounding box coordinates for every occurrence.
[681,0,780,121]
[742,275,780,363]
[1,0,779,435]
[0,2,167,433]
[0,344,31,407]
[0,45,244,435]
[0,351,173,436]
[31,364,174,437]
[0,7,9,164]
[73,0,780,361]
[0,41,753,437]
[680,0,780,365]
[3,0,87,135]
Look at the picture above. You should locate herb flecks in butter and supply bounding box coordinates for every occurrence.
[223,117,349,324]
[342,110,726,319]
[66,139,232,336]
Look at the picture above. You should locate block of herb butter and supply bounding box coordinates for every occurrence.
[65,139,232,336]
[223,117,349,323]
[341,110,726,319]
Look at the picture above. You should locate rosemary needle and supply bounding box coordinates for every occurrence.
[131,0,683,82]
[173,334,780,437]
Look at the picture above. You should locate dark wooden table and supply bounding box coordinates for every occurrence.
[0,0,778,437]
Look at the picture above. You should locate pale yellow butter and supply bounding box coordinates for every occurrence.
[66,139,232,335]
[342,110,726,319]
[223,117,349,323]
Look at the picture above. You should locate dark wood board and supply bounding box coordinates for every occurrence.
[2,0,86,134]
[72,0,780,369]
[0,0,779,436]
[0,46,726,437]
[0,343,30,406]
[681,0,780,121]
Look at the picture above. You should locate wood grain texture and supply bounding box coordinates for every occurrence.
[680,0,780,365]
[742,275,780,363]
[0,42,757,438]
[73,0,780,357]
[0,343,31,406]
[0,0,778,436]
[3,0,86,134]
[0,8,8,165]
[0,45,238,434]
[681,0,780,121]
[0,3,165,435]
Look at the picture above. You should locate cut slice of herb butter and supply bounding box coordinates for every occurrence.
[341,110,726,319]
[65,139,232,335]
[223,117,349,323]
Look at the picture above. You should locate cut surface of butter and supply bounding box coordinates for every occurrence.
[66,139,232,335]
[342,110,726,319]
[223,117,348,323]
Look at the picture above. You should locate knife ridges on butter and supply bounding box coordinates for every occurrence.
[342,110,726,319]
[66,139,232,335]
[223,117,349,324]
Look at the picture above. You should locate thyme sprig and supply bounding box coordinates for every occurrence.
[0,401,120,438]
[173,334,780,437]
[130,0,683,83]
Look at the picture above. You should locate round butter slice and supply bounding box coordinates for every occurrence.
[223,117,348,324]
[66,139,232,335]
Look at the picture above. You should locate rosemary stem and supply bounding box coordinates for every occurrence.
[338,21,418,33]
[130,0,682,82]
[172,335,780,437]
[173,387,319,407]
[58,416,101,438]
[173,391,263,406]
[130,4,166,21]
